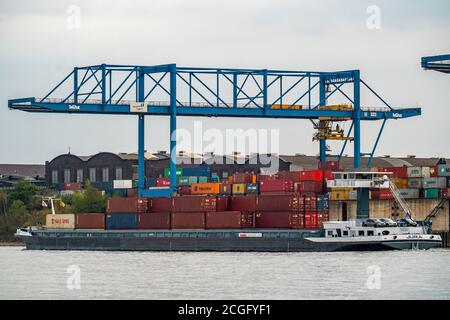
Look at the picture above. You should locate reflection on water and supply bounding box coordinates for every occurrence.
[0,246,449,299]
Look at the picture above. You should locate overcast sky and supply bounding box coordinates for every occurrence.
[1,0,449,164]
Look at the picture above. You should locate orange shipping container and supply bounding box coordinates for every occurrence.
[191,182,221,195]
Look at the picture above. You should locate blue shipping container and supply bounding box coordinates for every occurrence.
[182,166,211,177]
[317,194,329,211]
[106,213,137,229]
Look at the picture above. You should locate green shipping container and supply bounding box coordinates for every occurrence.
[132,180,138,188]
[178,177,190,186]
[188,176,198,184]
[164,168,183,178]
[424,188,439,199]
[211,175,220,182]
[198,176,208,183]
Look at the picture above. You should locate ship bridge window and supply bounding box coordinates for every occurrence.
[368,230,374,236]
[343,230,349,236]
[382,230,390,235]
[327,231,334,236]
[358,230,365,236]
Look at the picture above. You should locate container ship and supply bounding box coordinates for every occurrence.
[16,168,444,251]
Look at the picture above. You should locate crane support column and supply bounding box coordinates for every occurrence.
[319,75,327,162]
[137,68,146,196]
[169,64,177,193]
[138,115,145,196]
[353,70,361,169]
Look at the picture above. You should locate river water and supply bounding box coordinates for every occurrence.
[0,246,449,300]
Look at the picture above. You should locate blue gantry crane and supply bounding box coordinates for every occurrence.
[8,64,421,197]
[422,54,450,74]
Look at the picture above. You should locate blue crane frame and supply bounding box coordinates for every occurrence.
[421,54,450,74]
[8,63,421,198]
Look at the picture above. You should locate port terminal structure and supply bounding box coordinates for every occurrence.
[8,64,420,198]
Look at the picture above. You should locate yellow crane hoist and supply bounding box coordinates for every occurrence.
[313,104,354,141]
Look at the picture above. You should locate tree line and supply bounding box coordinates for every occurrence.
[0,181,107,241]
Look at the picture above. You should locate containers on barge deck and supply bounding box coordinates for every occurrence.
[254,212,308,229]
[137,212,171,229]
[230,195,257,212]
[107,198,149,213]
[172,196,217,212]
[106,213,137,229]
[46,214,75,229]
[206,211,253,229]
[171,212,205,229]
[259,180,294,193]
[75,213,105,229]
[256,194,300,211]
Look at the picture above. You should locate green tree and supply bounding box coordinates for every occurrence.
[7,181,37,209]
[69,181,106,213]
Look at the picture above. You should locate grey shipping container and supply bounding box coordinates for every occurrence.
[423,177,447,189]
[407,166,430,178]
[398,189,420,199]
[407,178,423,189]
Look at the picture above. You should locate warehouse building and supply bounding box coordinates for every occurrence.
[45,151,449,187]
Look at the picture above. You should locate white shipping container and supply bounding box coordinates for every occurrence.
[407,166,430,178]
[46,214,75,229]
[407,178,423,189]
[398,189,420,199]
[113,180,133,189]
[438,164,450,177]
[423,177,447,189]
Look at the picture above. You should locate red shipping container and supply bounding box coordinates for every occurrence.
[137,212,170,229]
[256,195,300,211]
[172,196,217,212]
[300,181,324,193]
[62,183,82,191]
[259,180,294,193]
[290,212,304,229]
[216,196,230,211]
[370,189,393,200]
[126,188,138,198]
[275,171,302,182]
[206,211,253,229]
[107,197,149,213]
[255,212,292,228]
[156,178,171,187]
[378,167,408,179]
[298,195,305,212]
[177,186,191,196]
[299,170,324,181]
[149,197,173,213]
[233,173,253,183]
[75,213,105,229]
[303,194,317,211]
[317,212,329,229]
[171,212,205,229]
[230,196,257,212]
[304,212,318,229]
